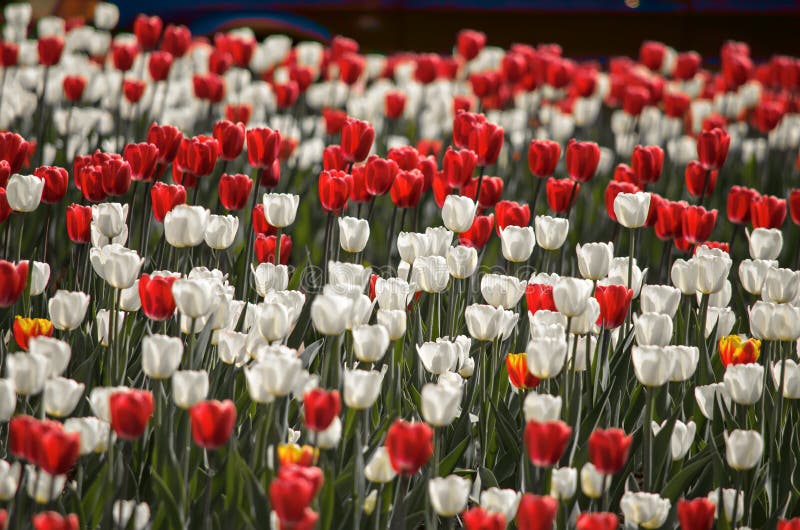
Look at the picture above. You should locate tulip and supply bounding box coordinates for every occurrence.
[376,308,406,341]
[546,177,579,213]
[109,389,153,440]
[462,507,506,530]
[620,492,671,529]
[594,284,633,329]
[42,377,84,418]
[164,205,210,248]
[338,216,369,253]
[7,353,48,395]
[189,400,236,450]
[707,488,743,523]
[526,335,568,379]
[374,277,412,310]
[481,274,527,309]
[575,242,612,281]
[725,429,763,470]
[111,500,150,530]
[697,127,730,170]
[262,193,299,228]
[639,284,681,318]
[528,139,561,178]
[352,324,389,362]
[553,277,593,317]
[429,475,471,517]
[150,182,187,222]
[172,370,209,409]
[303,388,340,432]
[204,214,238,250]
[343,368,383,409]
[245,355,302,401]
[364,447,397,483]
[385,420,433,475]
[506,353,539,390]
[634,313,673,346]
[255,302,290,343]
[441,195,477,233]
[747,227,782,260]
[411,255,449,293]
[588,428,632,474]
[652,420,696,460]
[390,169,425,209]
[465,304,504,341]
[89,244,143,289]
[417,340,459,375]
[534,215,569,250]
[340,118,374,163]
[613,191,651,228]
[524,420,571,467]
[445,245,477,279]
[772,359,800,399]
[694,253,731,295]
[723,363,763,405]
[172,279,214,319]
[217,174,253,211]
[718,335,761,367]
[632,345,673,386]
[47,290,89,331]
[13,317,53,351]
[7,173,44,212]
[459,213,495,249]
[311,293,352,336]
[667,345,700,382]
[141,334,183,379]
[66,204,92,244]
[442,148,478,189]
[479,487,522,522]
[763,267,799,303]
[677,498,716,530]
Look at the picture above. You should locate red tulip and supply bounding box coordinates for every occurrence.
[385,420,433,475]
[122,78,146,104]
[566,139,600,182]
[62,75,86,103]
[612,163,639,188]
[147,123,183,164]
[33,166,68,204]
[0,41,18,67]
[417,139,442,158]
[453,111,486,149]
[179,135,219,177]
[525,283,557,314]
[753,100,784,134]
[0,260,28,307]
[701,113,727,133]
[148,50,173,81]
[790,189,800,225]
[340,118,375,164]
[322,108,348,135]
[218,173,253,211]
[99,157,132,196]
[682,206,717,245]
[318,170,351,213]
[506,353,539,390]
[139,273,178,321]
[134,14,163,50]
[727,186,759,224]
[246,127,281,170]
[663,92,691,118]
[123,143,160,182]
[685,160,717,198]
[462,176,503,209]
[524,420,571,467]
[349,165,370,203]
[654,199,688,241]
[677,498,716,530]
[462,507,506,530]
[414,54,440,84]
[303,389,340,432]
[639,40,666,71]
[278,137,298,162]
[528,140,561,178]
[779,519,800,530]
[64,204,91,244]
[432,170,453,208]
[289,65,314,93]
[109,389,154,440]
[38,36,64,66]
[32,512,79,530]
[697,127,730,170]
[722,51,753,89]
[594,285,633,330]
[588,427,633,473]
[631,145,664,185]
[13,317,53,350]
[363,156,397,197]
[456,29,486,61]
[150,182,187,222]
[545,58,574,89]
[453,96,473,115]
[274,81,300,109]
[673,51,702,80]
[208,49,233,76]
[458,213,494,249]
[750,194,787,229]
[190,400,236,449]
[604,180,639,222]
[255,234,291,265]
[495,200,531,231]
[442,148,478,188]
[213,120,245,161]
[270,469,319,527]
[468,121,504,166]
[216,34,255,68]
[0,132,31,173]
[77,165,106,202]
[252,205,277,236]
[516,493,558,530]
[575,512,618,530]
[390,169,425,209]
[0,189,8,225]
[546,177,579,214]
[225,104,252,125]
[622,85,650,116]
[384,91,407,119]
[112,42,139,72]
[388,146,419,172]
[37,425,80,476]
[322,145,347,172]
[161,24,192,58]
[192,73,225,103]
[338,53,365,85]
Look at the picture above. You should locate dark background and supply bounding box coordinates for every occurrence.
[31,0,800,59]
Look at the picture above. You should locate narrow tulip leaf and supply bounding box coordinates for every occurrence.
[439,436,470,477]
[299,338,323,369]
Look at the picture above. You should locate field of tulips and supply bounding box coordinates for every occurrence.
[3,2,800,529]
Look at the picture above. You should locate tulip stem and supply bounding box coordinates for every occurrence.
[775,341,787,448]
[322,212,333,285]
[274,227,283,265]
[730,472,743,528]
[644,385,655,491]
[531,177,543,217]
[386,206,398,261]
[696,294,710,385]
[240,179,260,302]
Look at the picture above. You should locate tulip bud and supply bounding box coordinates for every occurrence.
[172,279,215,319]
[112,500,150,530]
[723,363,763,406]
[447,245,478,279]
[441,195,477,233]
[640,284,681,317]
[338,216,370,253]
[534,215,569,250]
[343,368,384,409]
[165,205,210,248]
[620,492,671,530]
[7,174,44,212]
[204,214,239,250]
[421,382,461,426]
[763,267,800,304]
[7,352,48,395]
[172,370,209,409]
[465,304,504,341]
[552,277,593,317]
[671,258,697,295]
[576,242,613,281]
[500,226,535,263]
[613,191,651,228]
[747,227,783,260]
[262,193,300,228]
[89,244,143,289]
[428,475,471,517]
[352,324,389,362]
[142,334,183,379]
[652,419,696,460]
[411,255,449,293]
[43,377,84,417]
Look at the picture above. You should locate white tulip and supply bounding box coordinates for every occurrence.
[725,429,763,470]
[89,244,143,289]
[141,334,183,379]
[550,467,577,500]
[576,242,613,280]
[523,393,562,422]
[553,277,593,317]
[112,500,150,530]
[6,174,43,212]
[479,488,521,522]
[364,447,397,483]
[526,336,567,379]
[772,359,800,399]
[464,304,504,341]
[96,309,125,346]
[421,382,461,426]
[620,491,671,530]
[172,279,215,318]
[89,386,129,422]
[252,262,289,297]
[93,2,119,29]
[311,293,352,336]
[91,203,128,238]
[640,284,681,317]
[500,226,535,263]
[411,255,449,293]
[724,364,763,406]
[652,420,696,460]
[425,227,454,257]
[396,232,431,264]
[442,195,477,233]
[217,330,248,366]
[707,488,744,523]
[428,475,471,517]
[6,353,48,395]
[632,345,673,386]
[343,368,384,409]
[172,370,209,409]
[671,258,697,295]
[666,345,699,382]
[613,192,651,228]
[747,227,782,260]
[28,337,70,378]
[262,193,299,227]
[204,214,239,250]
[48,290,90,330]
[0,460,19,500]
[763,267,799,304]
[695,254,732,295]
[25,466,66,504]
[316,416,342,449]
[738,259,776,296]
[0,380,15,421]
[374,277,412,310]
[164,205,210,247]
[580,462,609,499]
[634,313,673,346]
[417,340,459,375]
[534,215,569,250]
[706,306,735,340]
[481,274,527,309]
[338,216,370,253]
[447,245,478,279]
[43,377,83,417]
[352,324,389,362]
[28,261,49,296]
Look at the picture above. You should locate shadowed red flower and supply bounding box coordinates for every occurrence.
[246,127,281,170]
[682,206,717,244]
[190,400,236,449]
[109,389,154,440]
[790,189,800,225]
[208,49,232,76]
[161,24,192,58]
[62,75,86,103]
[322,108,348,135]
[33,166,68,204]
[525,283,557,314]
[495,200,531,231]
[218,173,253,211]
[594,285,633,329]
[727,186,760,224]
[654,199,688,241]
[468,121,504,166]
[442,148,478,189]
[525,420,571,467]
[631,145,664,185]
[123,143,160,182]
[459,213,494,249]
[576,512,619,530]
[528,140,561,178]
[462,176,503,209]
[677,498,716,530]
[365,156,398,196]
[338,53,365,85]
[385,91,407,119]
[639,40,666,70]
[385,420,433,475]
[252,205,277,236]
[604,181,639,222]
[0,42,18,67]
[323,145,346,172]
[546,177,579,214]
[750,194,787,229]
[139,274,178,321]
[38,425,80,476]
[453,111,486,149]
[566,139,600,182]
[225,104,251,125]
[150,182,187,222]
[457,29,486,61]
[13,316,53,350]
[65,204,91,244]
[516,494,558,530]
[319,170,352,213]
[213,120,245,161]
[148,123,182,164]
[178,135,219,177]
[613,163,640,188]
[32,512,79,530]
[390,169,425,209]
[341,119,375,164]
[255,234,291,265]
[506,353,539,390]
[148,51,173,81]
[697,127,730,170]
[588,427,633,474]
[270,468,319,528]
[622,85,650,116]
[349,165,370,203]
[462,507,506,530]
[134,14,162,50]
[663,92,691,118]
[274,81,300,109]
[122,79,146,104]
[0,132,31,173]
[100,158,132,196]
[685,160,717,198]
[38,36,64,66]
[303,389,340,432]
[388,146,420,172]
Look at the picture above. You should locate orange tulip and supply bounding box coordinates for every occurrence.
[13,316,53,350]
[506,353,540,390]
[718,335,760,367]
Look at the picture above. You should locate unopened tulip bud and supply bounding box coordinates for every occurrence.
[447,245,478,279]
[428,475,471,517]
[534,215,569,250]
[613,192,651,228]
[338,216,370,253]
[723,363,763,406]
[421,382,461,426]
[172,370,209,409]
[747,227,782,260]
[500,226,535,263]
[441,195,477,233]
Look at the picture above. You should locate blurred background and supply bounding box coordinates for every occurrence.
[14,0,800,59]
